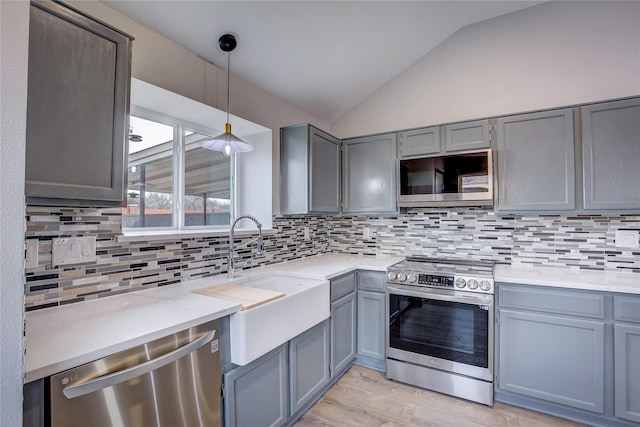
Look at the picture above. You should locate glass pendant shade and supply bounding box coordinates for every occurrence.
[201,122,255,157]
[201,34,254,156]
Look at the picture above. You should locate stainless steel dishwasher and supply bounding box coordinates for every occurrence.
[50,319,221,427]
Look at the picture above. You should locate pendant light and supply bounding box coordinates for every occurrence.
[201,34,254,156]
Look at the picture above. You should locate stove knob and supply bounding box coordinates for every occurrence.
[387,271,397,281]
[480,280,492,292]
[397,273,407,282]
[407,274,417,283]
[455,278,466,288]
[468,279,479,290]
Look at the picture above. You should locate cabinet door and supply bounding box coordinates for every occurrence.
[224,345,288,427]
[614,323,640,423]
[399,126,440,157]
[289,320,330,415]
[280,125,310,214]
[498,309,605,413]
[496,109,575,212]
[444,119,490,153]
[582,98,640,210]
[342,133,397,213]
[26,1,131,206]
[331,292,356,378]
[280,125,340,214]
[357,290,386,362]
[310,128,341,213]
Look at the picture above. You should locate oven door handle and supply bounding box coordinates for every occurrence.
[386,285,493,307]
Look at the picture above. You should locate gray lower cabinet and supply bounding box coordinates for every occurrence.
[330,273,357,378]
[356,271,386,369]
[581,98,640,211]
[497,284,640,427]
[289,320,331,415]
[496,109,575,212]
[26,1,132,207]
[614,295,640,423]
[280,124,341,214]
[223,320,331,427]
[498,308,605,413]
[224,344,289,427]
[342,133,397,213]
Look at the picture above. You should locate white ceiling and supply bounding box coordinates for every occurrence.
[103,1,544,124]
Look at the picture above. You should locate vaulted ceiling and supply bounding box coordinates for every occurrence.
[103,1,544,124]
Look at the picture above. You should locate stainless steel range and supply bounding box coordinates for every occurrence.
[385,256,495,406]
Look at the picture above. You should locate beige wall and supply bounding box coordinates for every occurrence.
[68,0,330,214]
[1,0,29,424]
[331,1,640,138]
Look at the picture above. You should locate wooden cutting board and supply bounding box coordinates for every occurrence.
[193,284,285,311]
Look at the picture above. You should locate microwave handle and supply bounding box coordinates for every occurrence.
[386,285,493,307]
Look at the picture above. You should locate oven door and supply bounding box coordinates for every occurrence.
[386,284,493,382]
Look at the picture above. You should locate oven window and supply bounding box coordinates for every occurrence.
[389,295,489,368]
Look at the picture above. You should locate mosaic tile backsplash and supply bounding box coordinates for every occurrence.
[25,206,640,311]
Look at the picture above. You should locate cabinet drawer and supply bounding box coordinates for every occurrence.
[498,285,605,319]
[357,270,385,292]
[614,295,640,323]
[331,272,356,302]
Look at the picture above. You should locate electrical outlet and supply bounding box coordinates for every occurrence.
[303,226,310,241]
[25,240,38,269]
[615,229,639,249]
[52,236,97,265]
[363,227,370,240]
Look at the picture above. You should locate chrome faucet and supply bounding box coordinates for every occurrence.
[228,214,264,278]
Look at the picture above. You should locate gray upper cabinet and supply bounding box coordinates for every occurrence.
[26,1,132,207]
[280,124,341,214]
[496,109,576,212]
[342,133,397,214]
[444,119,491,153]
[399,120,490,158]
[399,126,440,157]
[581,98,640,211]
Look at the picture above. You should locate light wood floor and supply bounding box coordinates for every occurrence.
[294,365,588,427]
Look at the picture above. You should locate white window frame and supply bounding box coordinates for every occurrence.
[124,106,236,234]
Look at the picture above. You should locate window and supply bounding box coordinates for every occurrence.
[123,113,232,230]
[125,78,273,236]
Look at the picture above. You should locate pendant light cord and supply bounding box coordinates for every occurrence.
[226,51,230,124]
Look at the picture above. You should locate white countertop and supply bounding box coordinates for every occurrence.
[27,253,639,383]
[495,264,640,295]
[25,253,401,383]
[258,253,402,279]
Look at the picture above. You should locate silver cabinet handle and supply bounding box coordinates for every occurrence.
[63,329,216,399]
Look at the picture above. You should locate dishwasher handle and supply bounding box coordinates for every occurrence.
[63,329,216,399]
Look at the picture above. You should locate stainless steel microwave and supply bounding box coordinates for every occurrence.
[397,149,493,207]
